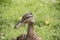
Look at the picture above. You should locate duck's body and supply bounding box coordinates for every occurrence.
[15,34,41,40]
[14,13,42,40]
[15,34,26,40]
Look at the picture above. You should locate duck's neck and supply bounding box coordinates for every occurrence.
[27,23,34,36]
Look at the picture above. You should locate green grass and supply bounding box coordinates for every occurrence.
[0,0,60,40]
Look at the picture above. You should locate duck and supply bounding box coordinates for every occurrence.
[14,12,42,40]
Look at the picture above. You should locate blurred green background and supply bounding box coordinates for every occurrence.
[0,0,60,40]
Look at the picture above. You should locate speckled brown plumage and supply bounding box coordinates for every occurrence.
[14,13,42,40]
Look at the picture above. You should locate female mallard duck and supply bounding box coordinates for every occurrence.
[14,13,42,40]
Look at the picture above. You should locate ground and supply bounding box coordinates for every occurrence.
[0,0,60,40]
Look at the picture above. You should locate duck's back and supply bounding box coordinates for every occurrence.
[26,34,42,40]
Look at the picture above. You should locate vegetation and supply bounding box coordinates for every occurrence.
[0,0,60,40]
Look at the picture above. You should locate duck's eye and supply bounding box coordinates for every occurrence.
[25,16,32,19]
[26,17,30,18]
[23,16,33,21]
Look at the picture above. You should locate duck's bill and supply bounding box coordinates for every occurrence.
[14,21,24,29]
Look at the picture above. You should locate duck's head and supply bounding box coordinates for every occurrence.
[14,12,35,28]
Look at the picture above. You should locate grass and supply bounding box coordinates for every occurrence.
[0,0,60,40]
